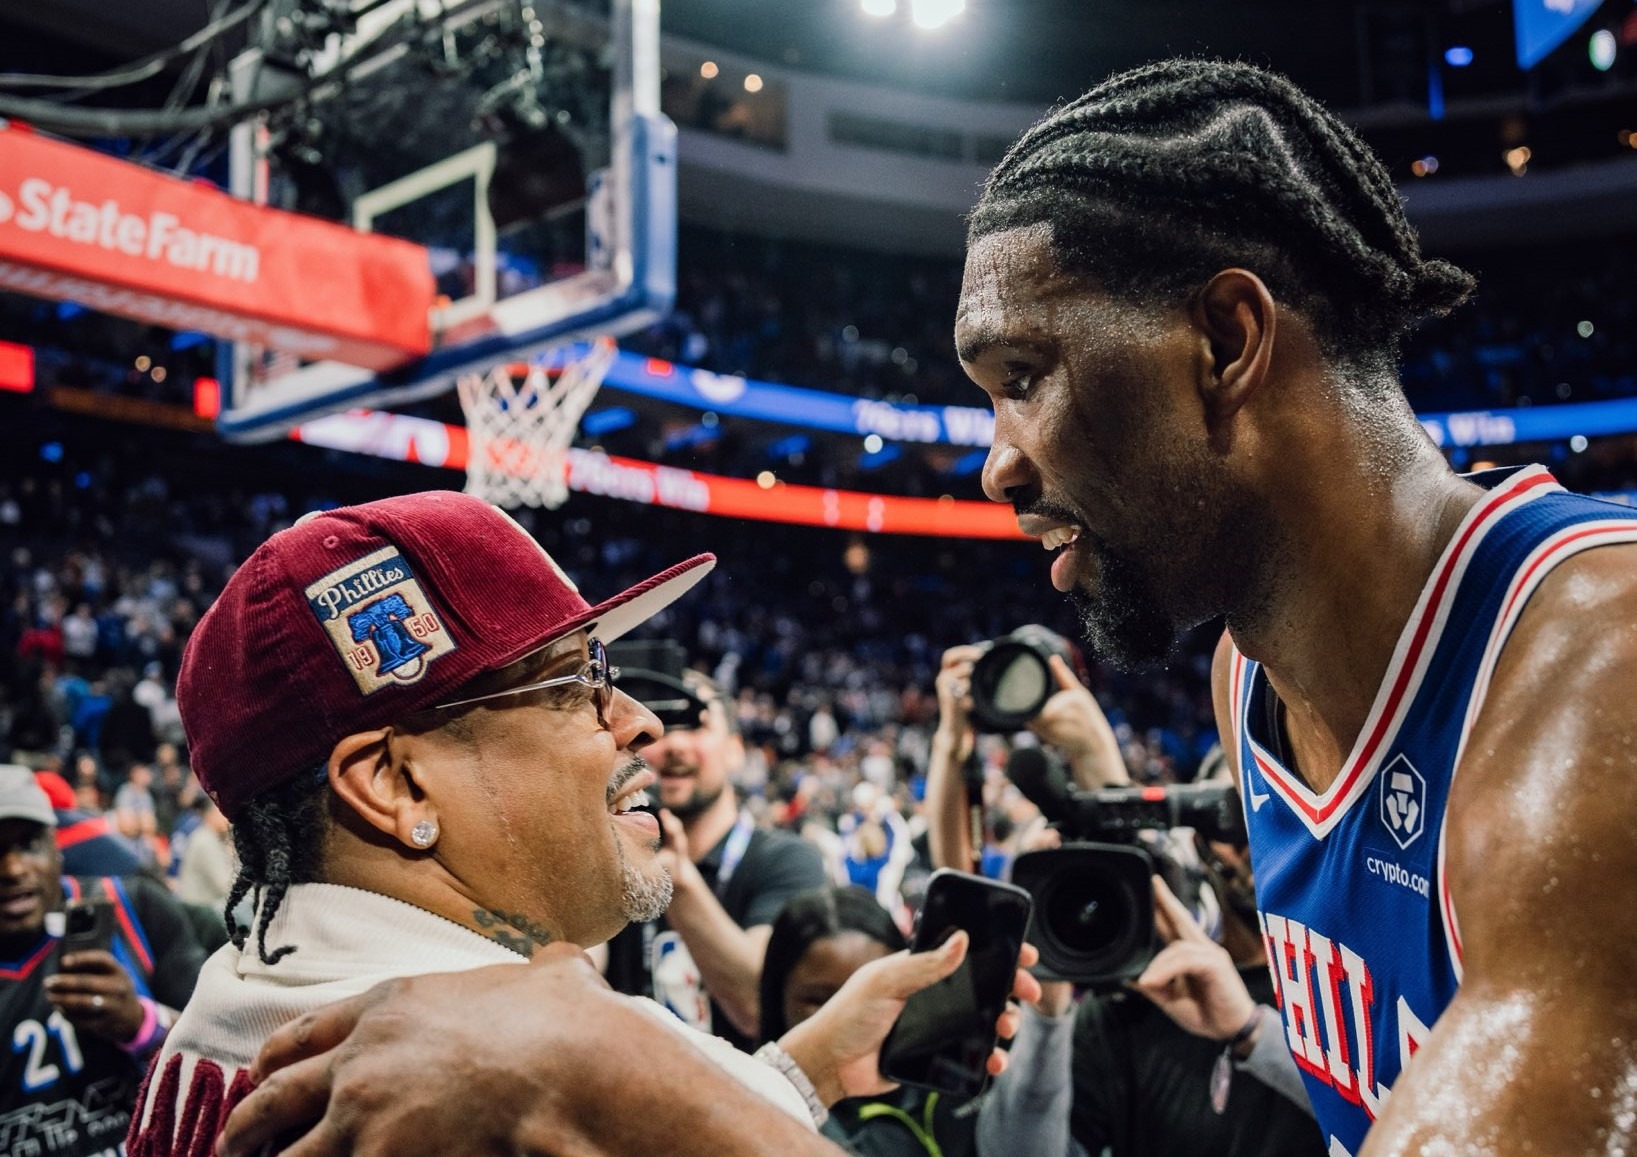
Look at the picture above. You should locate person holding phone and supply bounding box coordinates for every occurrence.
[0,764,206,1157]
[765,884,1048,1157]
[129,493,1039,1157]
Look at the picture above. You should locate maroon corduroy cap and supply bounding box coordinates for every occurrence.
[177,491,714,820]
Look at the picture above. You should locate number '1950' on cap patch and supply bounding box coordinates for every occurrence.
[304,546,458,694]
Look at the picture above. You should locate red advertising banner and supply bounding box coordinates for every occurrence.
[0,124,433,370]
[291,409,1028,539]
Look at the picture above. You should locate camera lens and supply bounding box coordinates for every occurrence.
[970,641,1051,731]
[990,654,1048,715]
[1043,872,1133,956]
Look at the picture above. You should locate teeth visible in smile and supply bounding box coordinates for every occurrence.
[1041,526,1082,551]
[611,790,649,815]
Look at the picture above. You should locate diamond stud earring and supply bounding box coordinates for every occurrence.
[410,820,438,849]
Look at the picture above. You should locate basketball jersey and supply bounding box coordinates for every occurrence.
[1227,465,1637,1157]
[0,878,161,1157]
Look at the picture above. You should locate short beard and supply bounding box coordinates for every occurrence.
[616,837,673,923]
[662,780,725,821]
[1067,538,1185,671]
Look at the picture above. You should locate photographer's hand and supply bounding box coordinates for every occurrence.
[1128,877,1259,1048]
[1027,656,1128,789]
[44,951,145,1043]
[933,644,983,762]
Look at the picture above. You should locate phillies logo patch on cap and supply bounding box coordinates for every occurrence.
[304,546,457,694]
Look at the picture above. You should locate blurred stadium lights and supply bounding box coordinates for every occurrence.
[860,0,898,16]
[1444,45,1474,67]
[744,73,764,92]
[1590,29,1618,71]
[910,0,966,30]
[949,450,988,477]
[700,60,719,78]
[862,433,885,453]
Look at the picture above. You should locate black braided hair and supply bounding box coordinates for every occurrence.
[224,768,330,966]
[969,58,1476,379]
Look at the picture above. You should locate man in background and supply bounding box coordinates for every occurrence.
[603,642,828,1049]
[0,765,203,1156]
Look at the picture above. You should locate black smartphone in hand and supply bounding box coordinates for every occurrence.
[61,898,115,957]
[879,869,1033,1098]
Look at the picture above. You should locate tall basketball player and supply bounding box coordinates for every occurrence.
[217,58,1637,1157]
[959,58,1637,1157]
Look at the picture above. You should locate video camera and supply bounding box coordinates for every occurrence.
[1006,746,1246,987]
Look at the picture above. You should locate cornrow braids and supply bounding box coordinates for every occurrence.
[224,768,330,966]
[970,58,1475,378]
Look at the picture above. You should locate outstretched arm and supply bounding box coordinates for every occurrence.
[1360,545,1637,1155]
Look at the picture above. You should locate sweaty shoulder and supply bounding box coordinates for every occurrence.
[1446,540,1637,983]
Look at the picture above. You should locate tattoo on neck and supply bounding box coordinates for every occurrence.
[472,908,555,957]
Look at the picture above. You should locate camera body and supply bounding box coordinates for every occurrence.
[1008,748,1246,987]
[967,625,1080,733]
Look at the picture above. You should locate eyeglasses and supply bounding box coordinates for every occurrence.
[431,637,621,723]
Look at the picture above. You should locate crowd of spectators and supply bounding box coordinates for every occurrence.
[0,420,1223,903]
[2,223,1636,878]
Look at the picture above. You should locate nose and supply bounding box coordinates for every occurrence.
[609,688,664,753]
[0,844,32,882]
[981,431,1036,505]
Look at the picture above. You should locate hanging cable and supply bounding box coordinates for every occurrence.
[0,0,269,92]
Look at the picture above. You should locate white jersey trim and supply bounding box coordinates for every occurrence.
[1246,466,1561,841]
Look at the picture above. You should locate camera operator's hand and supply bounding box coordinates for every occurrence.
[934,644,983,763]
[1026,656,1129,789]
[44,950,145,1043]
[1128,876,1259,1047]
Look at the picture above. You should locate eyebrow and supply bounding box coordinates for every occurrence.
[955,327,1047,366]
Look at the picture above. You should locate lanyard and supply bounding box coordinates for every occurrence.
[714,809,756,896]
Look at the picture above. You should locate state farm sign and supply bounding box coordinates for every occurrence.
[0,180,261,282]
[0,124,432,371]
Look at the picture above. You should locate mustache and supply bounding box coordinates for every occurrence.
[606,757,648,806]
[1013,495,1083,525]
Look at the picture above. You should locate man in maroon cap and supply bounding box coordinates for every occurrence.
[129,492,1031,1157]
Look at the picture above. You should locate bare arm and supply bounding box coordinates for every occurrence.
[218,946,847,1157]
[926,644,983,872]
[1360,546,1637,1156]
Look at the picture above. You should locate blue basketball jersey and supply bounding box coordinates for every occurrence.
[1228,465,1637,1156]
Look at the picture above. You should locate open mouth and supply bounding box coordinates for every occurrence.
[608,766,658,824]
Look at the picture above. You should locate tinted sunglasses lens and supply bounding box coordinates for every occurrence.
[588,639,614,718]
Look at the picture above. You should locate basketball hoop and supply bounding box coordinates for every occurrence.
[456,336,616,510]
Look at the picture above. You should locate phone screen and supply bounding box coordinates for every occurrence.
[880,869,1033,1098]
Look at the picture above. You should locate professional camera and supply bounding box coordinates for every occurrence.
[967,624,1082,732]
[1005,747,1247,987]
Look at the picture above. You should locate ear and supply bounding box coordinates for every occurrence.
[1192,268,1277,435]
[327,727,437,851]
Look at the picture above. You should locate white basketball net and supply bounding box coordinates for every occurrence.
[456,336,616,509]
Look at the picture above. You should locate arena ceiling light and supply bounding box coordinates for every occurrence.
[1589,29,1617,71]
[860,0,897,17]
[910,0,965,30]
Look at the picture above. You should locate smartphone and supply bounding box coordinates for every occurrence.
[61,898,115,957]
[879,869,1033,1098]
